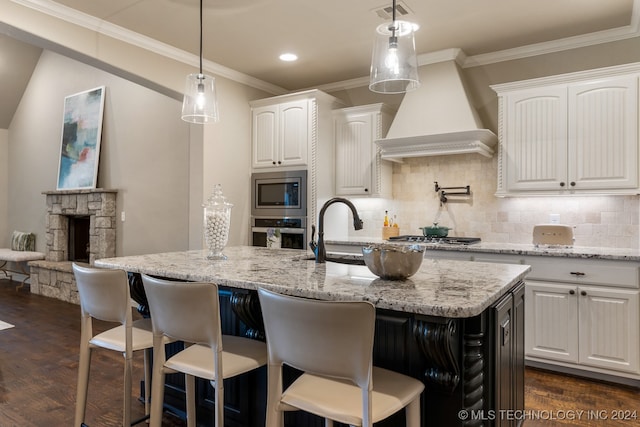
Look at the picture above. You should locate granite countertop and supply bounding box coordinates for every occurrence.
[326,238,640,262]
[95,246,530,318]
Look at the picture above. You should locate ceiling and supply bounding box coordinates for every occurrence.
[0,0,638,128]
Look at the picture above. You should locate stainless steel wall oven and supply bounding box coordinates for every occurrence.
[251,170,307,249]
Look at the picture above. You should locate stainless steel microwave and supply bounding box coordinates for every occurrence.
[251,170,307,217]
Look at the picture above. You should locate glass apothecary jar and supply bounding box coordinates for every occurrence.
[203,184,233,259]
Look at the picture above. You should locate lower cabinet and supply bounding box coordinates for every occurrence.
[422,249,640,384]
[525,280,640,375]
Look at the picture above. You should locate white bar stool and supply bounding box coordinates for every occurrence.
[258,287,425,427]
[73,263,153,427]
[141,274,267,427]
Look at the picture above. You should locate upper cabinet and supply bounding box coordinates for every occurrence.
[333,104,394,197]
[251,99,309,169]
[492,64,640,196]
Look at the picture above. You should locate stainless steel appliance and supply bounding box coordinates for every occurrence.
[251,217,306,249]
[388,235,481,245]
[251,170,307,218]
[251,170,307,249]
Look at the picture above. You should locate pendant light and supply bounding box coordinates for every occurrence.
[181,0,219,124]
[369,0,420,94]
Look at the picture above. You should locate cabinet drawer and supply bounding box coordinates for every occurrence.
[525,257,640,288]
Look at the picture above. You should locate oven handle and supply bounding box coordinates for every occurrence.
[251,227,305,234]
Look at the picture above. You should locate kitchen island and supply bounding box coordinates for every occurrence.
[96,246,530,427]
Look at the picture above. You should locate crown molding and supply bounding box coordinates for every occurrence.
[10,0,288,95]
[11,0,640,94]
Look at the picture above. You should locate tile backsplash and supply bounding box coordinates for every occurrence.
[350,154,640,249]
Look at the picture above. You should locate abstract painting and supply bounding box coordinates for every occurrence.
[56,86,106,190]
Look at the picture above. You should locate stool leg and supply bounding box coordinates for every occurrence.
[143,348,151,417]
[185,374,196,427]
[405,398,420,427]
[324,419,334,427]
[123,354,133,427]
[74,345,92,426]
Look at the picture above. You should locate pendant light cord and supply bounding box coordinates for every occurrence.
[199,0,203,76]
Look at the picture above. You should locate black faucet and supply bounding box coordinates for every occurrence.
[314,197,364,263]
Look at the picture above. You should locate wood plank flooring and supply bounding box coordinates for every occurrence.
[0,278,638,426]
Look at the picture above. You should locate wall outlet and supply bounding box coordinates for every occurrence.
[549,213,560,224]
[121,211,126,222]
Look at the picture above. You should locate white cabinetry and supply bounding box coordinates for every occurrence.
[249,90,344,239]
[493,64,640,196]
[333,104,394,197]
[427,248,640,384]
[251,99,309,169]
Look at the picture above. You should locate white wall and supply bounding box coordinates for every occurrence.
[0,129,8,245]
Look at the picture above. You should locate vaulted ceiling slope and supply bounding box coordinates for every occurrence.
[0,0,638,128]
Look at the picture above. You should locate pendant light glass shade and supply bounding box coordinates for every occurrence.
[369,20,420,94]
[181,72,219,124]
[181,0,219,124]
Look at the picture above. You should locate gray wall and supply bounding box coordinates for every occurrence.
[9,50,190,255]
[0,129,7,245]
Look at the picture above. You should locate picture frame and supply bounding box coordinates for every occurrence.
[56,86,106,190]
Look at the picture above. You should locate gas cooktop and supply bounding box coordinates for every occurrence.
[388,235,481,245]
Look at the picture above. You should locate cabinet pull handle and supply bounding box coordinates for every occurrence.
[581,290,587,296]
[570,271,585,276]
[559,182,566,187]
[569,289,575,295]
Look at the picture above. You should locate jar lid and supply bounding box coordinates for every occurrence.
[203,184,233,208]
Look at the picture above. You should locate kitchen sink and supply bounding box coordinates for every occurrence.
[296,254,366,266]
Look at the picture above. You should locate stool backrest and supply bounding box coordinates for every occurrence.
[73,263,131,325]
[141,275,222,349]
[258,287,376,389]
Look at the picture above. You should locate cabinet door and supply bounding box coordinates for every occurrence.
[252,105,278,168]
[578,286,640,374]
[525,281,578,363]
[504,87,568,191]
[335,112,373,195]
[568,76,639,190]
[279,100,308,167]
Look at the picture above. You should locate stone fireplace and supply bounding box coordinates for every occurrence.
[30,189,117,303]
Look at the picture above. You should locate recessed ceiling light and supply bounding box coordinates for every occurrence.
[279,53,298,62]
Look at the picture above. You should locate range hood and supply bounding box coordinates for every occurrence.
[375,58,497,161]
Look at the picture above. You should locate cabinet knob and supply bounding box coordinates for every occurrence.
[570,271,585,276]
[569,289,575,295]
[364,188,369,192]
[581,290,587,296]
[560,182,566,187]
[570,181,576,187]
[272,161,276,165]
[277,161,282,164]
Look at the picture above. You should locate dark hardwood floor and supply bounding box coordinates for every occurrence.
[0,278,638,426]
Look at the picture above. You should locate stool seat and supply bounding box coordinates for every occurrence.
[89,318,153,352]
